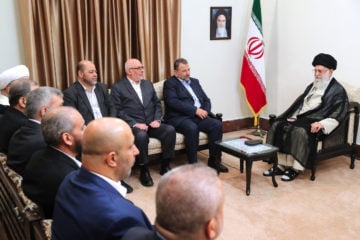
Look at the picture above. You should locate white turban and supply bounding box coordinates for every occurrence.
[0,65,30,90]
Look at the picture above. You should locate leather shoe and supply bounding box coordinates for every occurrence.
[208,161,229,173]
[263,167,285,177]
[121,180,133,194]
[140,166,154,187]
[160,165,171,175]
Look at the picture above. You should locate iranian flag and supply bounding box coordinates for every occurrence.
[240,0,266,126]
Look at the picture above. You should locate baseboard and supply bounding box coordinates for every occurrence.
[223,117,360,160]
[222,117,270,133]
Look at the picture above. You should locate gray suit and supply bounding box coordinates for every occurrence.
[111,78,175,164]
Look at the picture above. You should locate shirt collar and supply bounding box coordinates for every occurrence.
[90,171,127,197]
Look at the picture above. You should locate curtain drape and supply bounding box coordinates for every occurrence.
[18,0,180,89]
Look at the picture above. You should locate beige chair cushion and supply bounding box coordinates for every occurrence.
[149,80,210,155]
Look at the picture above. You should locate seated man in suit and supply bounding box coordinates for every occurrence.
[22,106,85,218]
[111,58,176,186]
[0,65,30,106]
[264,53,349,181]
[63,60,132,193]
[122,163,225,240]
[52,117,153,240]
[0,78,38,154]
[7,87,63,176]
[163,58,228,172]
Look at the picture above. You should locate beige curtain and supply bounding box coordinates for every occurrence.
[18,0,180,89]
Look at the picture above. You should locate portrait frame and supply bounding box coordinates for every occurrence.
[210,6,232,40]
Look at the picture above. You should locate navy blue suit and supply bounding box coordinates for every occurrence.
[52,167,153,240]
[111,78,175,165]
[163,76,222,163]
[63,81,116,125]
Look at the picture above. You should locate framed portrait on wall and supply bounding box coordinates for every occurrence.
[210,6,232,40]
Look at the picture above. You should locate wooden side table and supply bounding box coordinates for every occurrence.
[216,138,279,196]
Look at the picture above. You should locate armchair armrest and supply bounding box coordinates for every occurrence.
[209,112,223,121]
[269,114,277,125]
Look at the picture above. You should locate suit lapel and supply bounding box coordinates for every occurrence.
[124,78,144,106]
[75,81,93,115]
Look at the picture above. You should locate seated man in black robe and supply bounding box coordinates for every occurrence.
[264,53,349,181]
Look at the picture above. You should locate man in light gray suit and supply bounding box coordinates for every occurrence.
[111,58,176,187]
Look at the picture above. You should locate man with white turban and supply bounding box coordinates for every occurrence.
[0,65,30,105]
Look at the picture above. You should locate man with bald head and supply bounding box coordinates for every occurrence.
[22,106,85,218]
[111,58,176,186]
[52,118,153,240]
[63,60,132,192]
[123,163,225,240]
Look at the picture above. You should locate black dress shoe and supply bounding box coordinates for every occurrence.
[160,165,171,175]
[208,161,229,173]
[121,180,133,194]
[140,166,154,187]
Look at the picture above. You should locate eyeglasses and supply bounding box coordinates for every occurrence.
[129,66,144,70]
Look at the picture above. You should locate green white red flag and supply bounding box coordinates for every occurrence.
[240,0,266,126]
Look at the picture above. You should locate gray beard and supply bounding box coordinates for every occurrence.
[313,74,331,89]
[216,27,227,37]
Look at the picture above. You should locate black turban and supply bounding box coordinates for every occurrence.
[312,53,337,70]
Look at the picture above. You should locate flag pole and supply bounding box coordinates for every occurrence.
[251,115,266,137]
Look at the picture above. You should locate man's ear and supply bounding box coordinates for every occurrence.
[105,152,117,168]
[205,218,220,240]
[19,96,26,108]
[61,132,73,146]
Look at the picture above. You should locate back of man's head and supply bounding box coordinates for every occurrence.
[8,78,38,107]
[25,87,63,119]
[155,163,224,239]
[81,117,137,180]
[41,106,83,148]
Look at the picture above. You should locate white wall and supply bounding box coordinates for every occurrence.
[1,0,360,121]
[182,0,360,121]
[0,0,24,70]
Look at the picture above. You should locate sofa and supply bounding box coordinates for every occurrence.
[148,80,222,156]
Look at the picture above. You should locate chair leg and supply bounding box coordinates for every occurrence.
[350,154,355,169]
[310,162,316,181]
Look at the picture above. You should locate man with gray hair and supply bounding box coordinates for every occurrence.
[7,86,63,176]
[0,78,38,153]
[122,163,225,240]
[23,106,85,218]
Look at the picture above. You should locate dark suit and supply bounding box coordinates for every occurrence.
[111,78,175,164]
[7,120,46,176]
[52,168,153,240]
[163,76,222,163]
[63,81,116,124]
[122,227,161,240]
[0,107,27,154]
[22,146,80,218]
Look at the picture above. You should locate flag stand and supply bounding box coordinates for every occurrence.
[251,116,266,137]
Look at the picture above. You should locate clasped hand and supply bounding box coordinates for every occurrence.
[196,108,208,119]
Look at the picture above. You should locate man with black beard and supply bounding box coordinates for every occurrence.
[63,60,133,193]
[263,53,349,181]
[22,106,85,218]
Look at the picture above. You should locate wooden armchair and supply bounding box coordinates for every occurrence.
[269,101,359,180]
[0,153,50,240]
